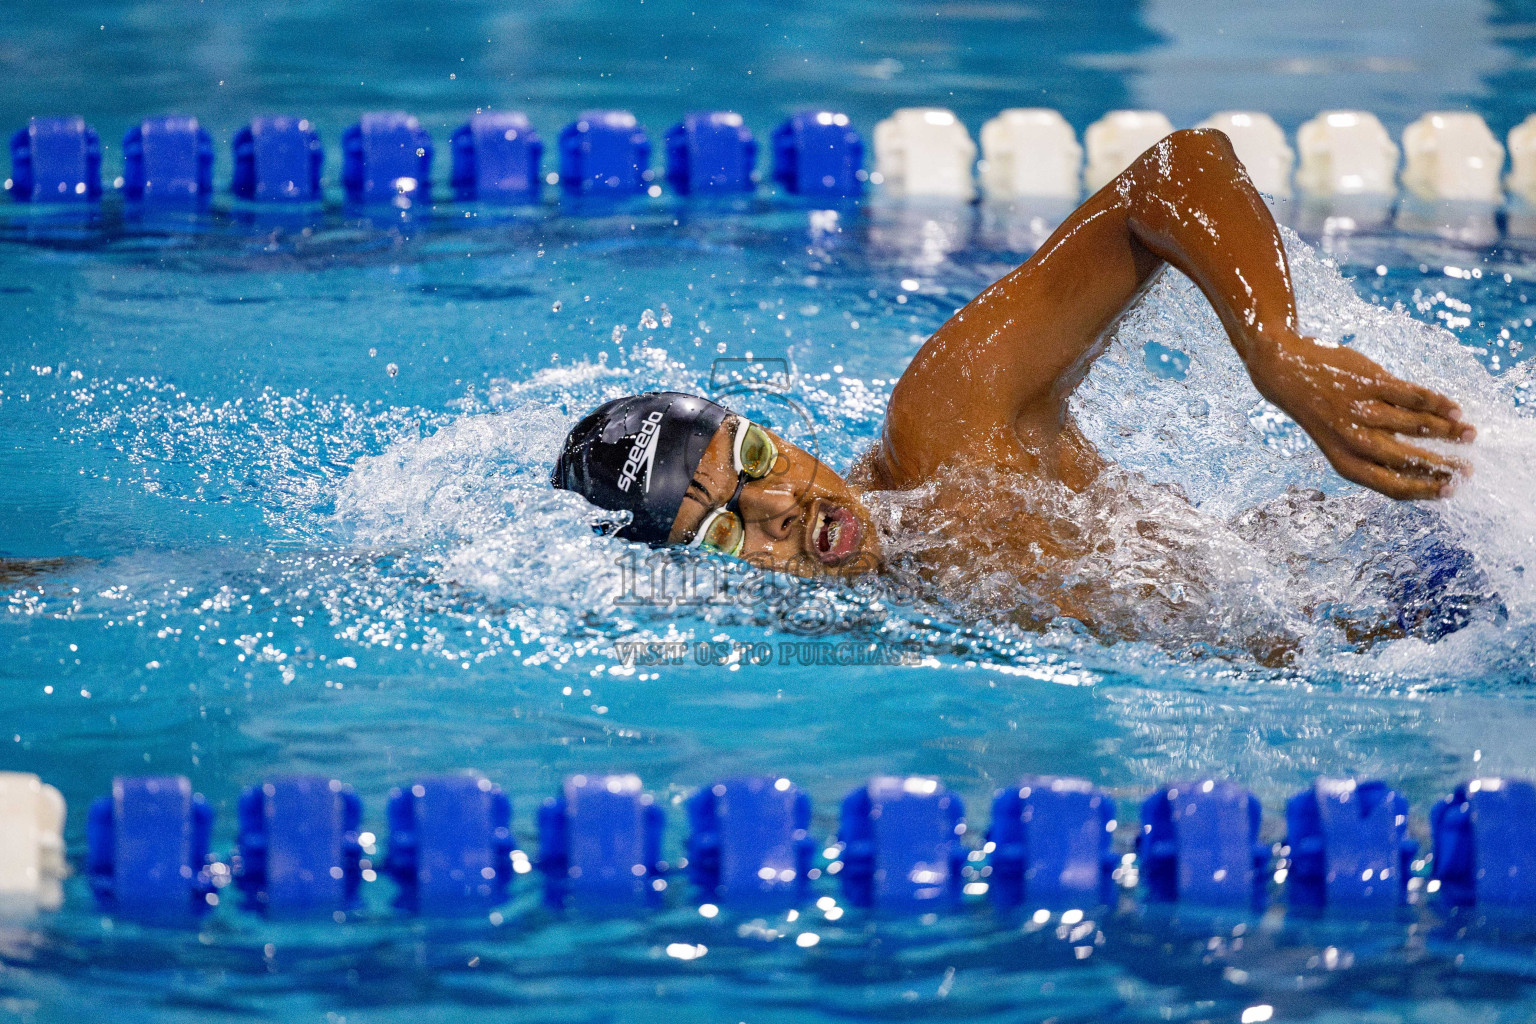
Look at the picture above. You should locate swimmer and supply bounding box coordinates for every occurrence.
[552,129,1477,636]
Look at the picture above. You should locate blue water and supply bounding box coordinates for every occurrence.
[4,1,1536,1022]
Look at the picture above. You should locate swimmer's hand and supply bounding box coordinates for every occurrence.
[1246,334,1475,500]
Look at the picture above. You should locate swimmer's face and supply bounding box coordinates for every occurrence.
[668,416,880,578]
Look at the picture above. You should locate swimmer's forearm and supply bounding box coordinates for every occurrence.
[1122,131,1475,498]
[1121,132,1474,498]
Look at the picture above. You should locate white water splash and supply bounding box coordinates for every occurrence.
[1076,228,1534,678]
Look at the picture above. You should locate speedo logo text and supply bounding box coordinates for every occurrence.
[616,410,665,493]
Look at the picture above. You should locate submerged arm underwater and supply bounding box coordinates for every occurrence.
[878,128,1477,500]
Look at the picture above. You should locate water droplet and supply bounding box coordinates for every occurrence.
[611,325,627,343]
[551,300,562,313]
[639,309,659,330]
[659,304,673,328]
[385,363,399,378]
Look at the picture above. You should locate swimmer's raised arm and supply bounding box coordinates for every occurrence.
[879,128,1475,500]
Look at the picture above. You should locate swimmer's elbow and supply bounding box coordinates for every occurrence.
[1164,127,1239,163]
[1128,128,1243,185]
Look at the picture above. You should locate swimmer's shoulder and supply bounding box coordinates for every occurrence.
[866,401,1081,492]
[845,443,894,492]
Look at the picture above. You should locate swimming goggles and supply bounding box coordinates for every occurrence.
[688,418,779,557]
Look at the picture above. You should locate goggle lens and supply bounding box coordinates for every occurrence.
[694,507,745,557]
[735,422,778,479]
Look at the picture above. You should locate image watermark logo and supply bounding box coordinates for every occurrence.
[612,638,925,668]
[610,546,913,633]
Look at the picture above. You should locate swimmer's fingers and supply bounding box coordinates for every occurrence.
[1354,400,1476,442]
[1325,448,1455,501]
[1339,426,1470,479]
[1373,376,1466,422]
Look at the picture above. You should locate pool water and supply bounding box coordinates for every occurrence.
[4,1,1536,1022]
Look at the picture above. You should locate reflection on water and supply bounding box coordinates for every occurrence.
[864,198,976,269]
[1289,193,1397,236]
[976,198,1077,253]
[1392,197,1502,247]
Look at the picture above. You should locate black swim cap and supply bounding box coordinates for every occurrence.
[551,392,730,546]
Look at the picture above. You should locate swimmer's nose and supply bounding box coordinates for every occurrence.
[756,501,801,541]
[740,485,801,541]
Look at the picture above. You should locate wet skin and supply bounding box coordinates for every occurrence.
[669,129,1476,583]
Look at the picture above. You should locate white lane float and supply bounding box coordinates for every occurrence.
[1401,112,1504,202]
[1507,114,1536,204]
[0,771,66,919]
[1197,111,1295,198]
[979,108,1082,200]
[1083,110,1174,192]
[872,108,977,200]
[1296,110,1400,195]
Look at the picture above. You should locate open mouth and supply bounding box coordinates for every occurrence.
[809,501,862,566]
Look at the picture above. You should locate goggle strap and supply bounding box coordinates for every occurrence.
[688,507,722,549]
[731,417,750,474]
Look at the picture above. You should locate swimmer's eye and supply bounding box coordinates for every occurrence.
[734,420,778,479]
[690,507,746,558]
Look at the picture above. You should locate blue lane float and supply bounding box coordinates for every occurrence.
[988,776,1118,909]
[1139,779,1269,909]
[1431,778,1536,911]
[235,776,363,917]
[50,772,1536,924]
[8,115,102,203]
[688,776,815,904]
[86,776,215,921]
[8,106,1536,213]
[771,110,864,197]
[559,110,651,195]
[537,773,666,908]
[383,775,513,913]
[451,111,542,202]
[121,116,214,205]
[665,111,757,194]
[1285,777,1415,914]
[231,116,323,203]
[838,776,966,908]
[342,112,433,205]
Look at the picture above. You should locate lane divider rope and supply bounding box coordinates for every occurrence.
[0,769,1530,923]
